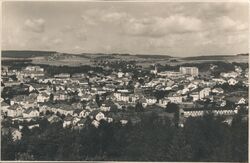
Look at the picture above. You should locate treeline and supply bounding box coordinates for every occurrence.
[1,113,248,161]
[2,50,55,58]
[2,60,33,70]
[43,65,108,77]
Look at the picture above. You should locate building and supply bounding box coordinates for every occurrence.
[25,66,44,72]
[228,78,238,85]
[6,104,23,117]
[180,67,199,76]
[54,73,70,78]
[199,88,211,99]
[181,108,238,118]
[168,93,183,103]
[23,108,40,118]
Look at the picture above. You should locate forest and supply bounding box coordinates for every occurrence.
[1,113,248,161]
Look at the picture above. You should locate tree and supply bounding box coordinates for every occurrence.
[16,152,35,160]
[165,102,178,113]
[95,94,101,107]
[135,102,144,112]
[166,130,193,161]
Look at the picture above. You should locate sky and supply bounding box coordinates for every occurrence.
[2,1,249,56]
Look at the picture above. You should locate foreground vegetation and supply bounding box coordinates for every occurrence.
[1,113,248,161]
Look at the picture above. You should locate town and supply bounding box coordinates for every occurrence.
[1,57,248,142]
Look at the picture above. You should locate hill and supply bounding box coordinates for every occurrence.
[1,50,56,58]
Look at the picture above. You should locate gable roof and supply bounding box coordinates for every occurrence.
[23,108,38,114]
[1,101,10,107]
[8,104,22,110]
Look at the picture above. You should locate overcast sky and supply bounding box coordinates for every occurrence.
[2,1,249,56]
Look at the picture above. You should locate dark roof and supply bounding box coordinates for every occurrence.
[1,101,10,107]
[8,104,21,110]
[74,109,84,114]
[23,108,38,114]
[64,115,73,121]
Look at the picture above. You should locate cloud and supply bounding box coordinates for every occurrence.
[100,12,128,22]
[123,15,203,37]
[81,15,97,26]
[52,38,63,45]
[216,16,248,31]
[24,18,45,33]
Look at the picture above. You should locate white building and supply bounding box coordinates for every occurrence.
[228,78,238,85]
[180,67,199,76]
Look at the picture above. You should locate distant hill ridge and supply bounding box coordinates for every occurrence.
[2,50,56,58]
[1,50,248,59]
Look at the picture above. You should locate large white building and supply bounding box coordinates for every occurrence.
[179,67,199,76]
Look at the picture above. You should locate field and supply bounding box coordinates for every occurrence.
[1,50,248,67]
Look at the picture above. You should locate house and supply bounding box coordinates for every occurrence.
[157,71,182,78]
[53,91,69,101]
[120,119,128,125]
[54,73,70,78]
[30,83,49,92]
[37,92,50,103]
[213,78,227,85]
[86,101,99,110]
[10,94,38,109]
[10,128,22,141]
[78,78,89,85]
[145,96,157,105]
[107,117,113,123]
[6,104,23,117]
[180,88,190,95]
[25,66,44,72]
[10,95,27,105]
[190,92,199,101]
[27,124,40,129]
[114,92,130,102]
[47,115,62,124]
[235,66,242,73]
[199,88,211,99]
[77,118,87,127]
[72,117,81,125]
[220,71,238,78]
[57,104,75,116]
[72,102,83,110]
[92,120,100,128]
[226,97,246,105]
[117,72,124,78]
[73,109,83,117]
[95,112,106,121]
[23,108,39,118]
[63,115,74,128]
[100,100,115,112]
[79,110,90,118]
[39,103,54,114]
[80,93,92,101]
[72,73,86,78]
[167,92,183,103]
[216,100,227,107]
[228,78,238,85]
[129,94,140,103]
[115,101,130,109]
[139,98,148,108]
[2,128,22,141]
[187,83,198,90]
[212,88,224,94]
[158,97,170,107]
[1,101,10,115]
